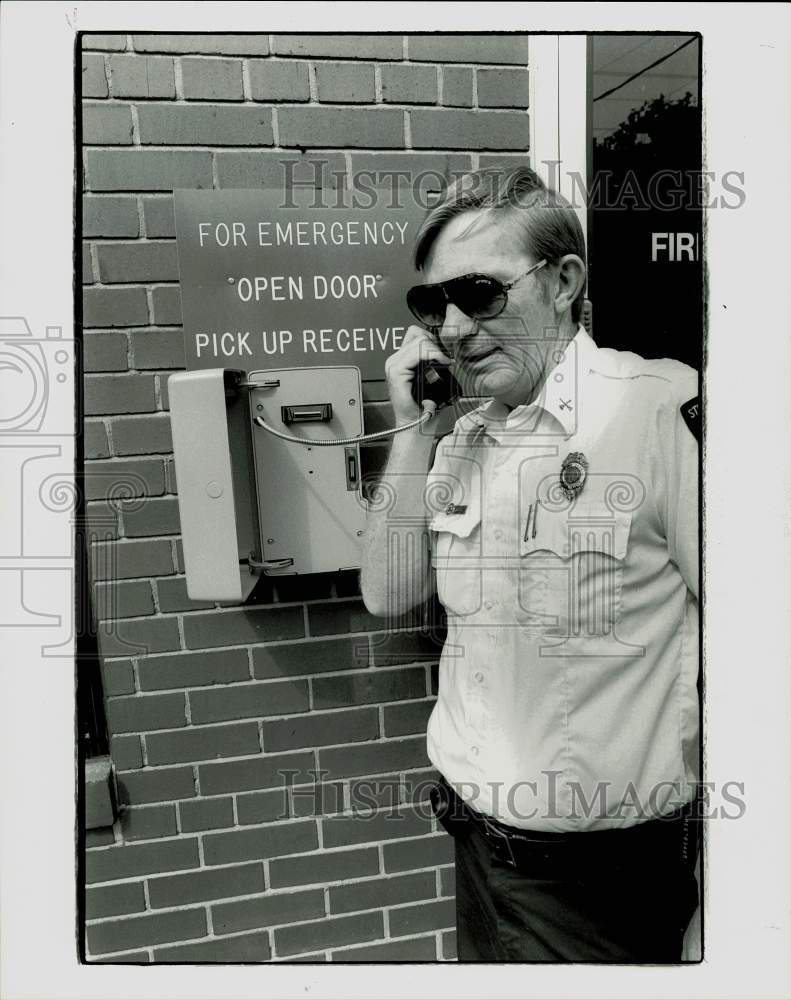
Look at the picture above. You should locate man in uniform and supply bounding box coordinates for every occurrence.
[360,166,700,962]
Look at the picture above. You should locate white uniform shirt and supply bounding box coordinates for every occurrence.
[425,326,699,831]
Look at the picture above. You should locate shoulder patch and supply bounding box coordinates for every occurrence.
[680,396,700,441]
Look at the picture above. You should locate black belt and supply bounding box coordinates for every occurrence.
[430,777,698,876]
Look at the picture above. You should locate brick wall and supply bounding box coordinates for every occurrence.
[81,31,530,963]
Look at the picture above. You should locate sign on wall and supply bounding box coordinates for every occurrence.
[174,188,430,396]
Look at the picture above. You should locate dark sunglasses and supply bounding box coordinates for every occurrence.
[406,259,547,330]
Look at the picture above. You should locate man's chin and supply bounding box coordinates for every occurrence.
[457,364,520,400]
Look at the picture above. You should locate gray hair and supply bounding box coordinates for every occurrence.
[414,165,587,324]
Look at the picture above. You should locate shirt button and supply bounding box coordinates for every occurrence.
[474,672,484,684]
[494,530,503,540]
[470,746,480,757]
[484,600,494,611]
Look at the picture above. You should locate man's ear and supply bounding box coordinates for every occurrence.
[553,254,587,317]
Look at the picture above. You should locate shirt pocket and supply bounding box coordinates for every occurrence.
[517,501,633,637]
[429,502,483,618]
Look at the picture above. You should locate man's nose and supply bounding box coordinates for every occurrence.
[439,302,478,355]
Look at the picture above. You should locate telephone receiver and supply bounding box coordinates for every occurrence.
[411,359,462,411]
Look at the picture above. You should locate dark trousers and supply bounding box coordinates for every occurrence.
[432,779,700,963]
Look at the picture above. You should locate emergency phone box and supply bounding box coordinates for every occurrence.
[168,366,367,602]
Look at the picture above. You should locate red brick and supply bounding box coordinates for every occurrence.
[150,286,182,324]
[85,500,120,540]
[275,911,383,958]
[138,648,249,691]
[183,606,304,650]
[181,57,243,100]
[148,861,264,908]
[95,579,155,620]
[382,832,453,873]
[83,34,127,52]
[86,828,115,848]
[91,537,174,580]
[119,803,177,841]
[87,907,206,956]
[348,773,401,811]
[381,64,437,105]
[252,637,367,679]
[83,286,149,327]
[122,496,180,537]
[263,707,378,753]
[110,414,173,455]
[132,35,270,56]
[117,766,196,805]
[105,691,186,734]
[91,951,150,962]
[86,837,199,883]
[441,928,457,959]
[348,150,472,185]
[153,931,270,962]
[85,149,213,192]
[137,103,273,145]
[130,329,185,369]
[315,63,375,103]
[83,195,139,237]
[100,658,135,696]
[329,871,436,915]
[203,819,318,866]
[178,796,234,832]
[331,935,436,960]
[410,108,529,151]
[312,667,426,709]
[248,60,309,101]
[439,864,455,897]
[85,420,110,458]
[82,103,134,145]
[307,599,383,637]
[141,196,175,237]
[110,734,143,770]
[190,680,309,724]
[198,750,315,795]
[215,151,346,190]
[82,244,93,283]
[383,698,435,737]
[407,34,529,64]
[389,897,455,937]
[86,458,165,501]
[84,374,156,415]
[82,53,108,98]
[108,54,175,98]
[86,881,146,920]
[269,846,379,890]
[96,241,178,283]
[146,722,260,765]
[319,736,429,780]
[153,577,212,613]
[237,787,290,825]
[477,67,530,108]
[441,66,473,107]
[272,35,401,60]
[212,888,324,935]
[83,331,129,372]
[289,780,345,818]
[322,803,432,849]
[278,108,403,149]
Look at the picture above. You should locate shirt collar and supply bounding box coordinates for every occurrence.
[458,324,595,439]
